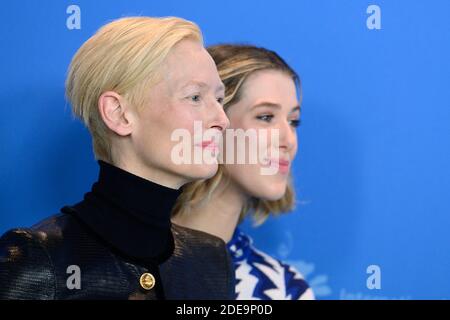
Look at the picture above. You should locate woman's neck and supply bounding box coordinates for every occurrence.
[173,180,247,243]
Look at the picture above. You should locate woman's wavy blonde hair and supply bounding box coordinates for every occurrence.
[172,44,301,225]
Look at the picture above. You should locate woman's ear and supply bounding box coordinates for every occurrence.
[98,91,133,136]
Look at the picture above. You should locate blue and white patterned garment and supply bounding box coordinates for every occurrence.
[227,228,315,300]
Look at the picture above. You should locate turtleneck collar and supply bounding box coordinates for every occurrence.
[62,160,182,265]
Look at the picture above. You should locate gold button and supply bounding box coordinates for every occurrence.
[139,272,155,290]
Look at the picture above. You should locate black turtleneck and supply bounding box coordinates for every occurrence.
[61,160,182,265]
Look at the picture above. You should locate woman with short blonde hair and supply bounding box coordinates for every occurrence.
[0,16,233,300]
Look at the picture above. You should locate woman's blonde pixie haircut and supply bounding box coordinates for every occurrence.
[172,44,301,225]
[65,16,203,162]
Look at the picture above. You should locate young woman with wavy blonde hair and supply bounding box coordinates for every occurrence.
[173,44,314,300]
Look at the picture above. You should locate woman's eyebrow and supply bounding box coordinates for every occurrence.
[251,102,301,113]
[180,80,207,90]
[181,81,224,93]
[251,102,282,110]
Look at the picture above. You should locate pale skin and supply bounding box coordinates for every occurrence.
[173,70,301,241]
[97,39,229,189]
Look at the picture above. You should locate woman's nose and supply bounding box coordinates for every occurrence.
[278,120,296,151]
[209,101,230,132]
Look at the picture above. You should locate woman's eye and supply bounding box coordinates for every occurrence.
[256,114,274,122]
[217,97,224,105]
[189,94,201,102]
[289,119,302,128]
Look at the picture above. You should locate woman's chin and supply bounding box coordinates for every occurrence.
[185,163,219,180]
[250,185,286,202]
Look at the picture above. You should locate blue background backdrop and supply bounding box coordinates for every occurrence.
[1,0,449,299]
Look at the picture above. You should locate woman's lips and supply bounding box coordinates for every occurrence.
[200,140,216,148]
[196,140,219,155]
[269,158,290,174]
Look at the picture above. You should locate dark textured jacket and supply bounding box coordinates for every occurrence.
[0,211,234,300]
